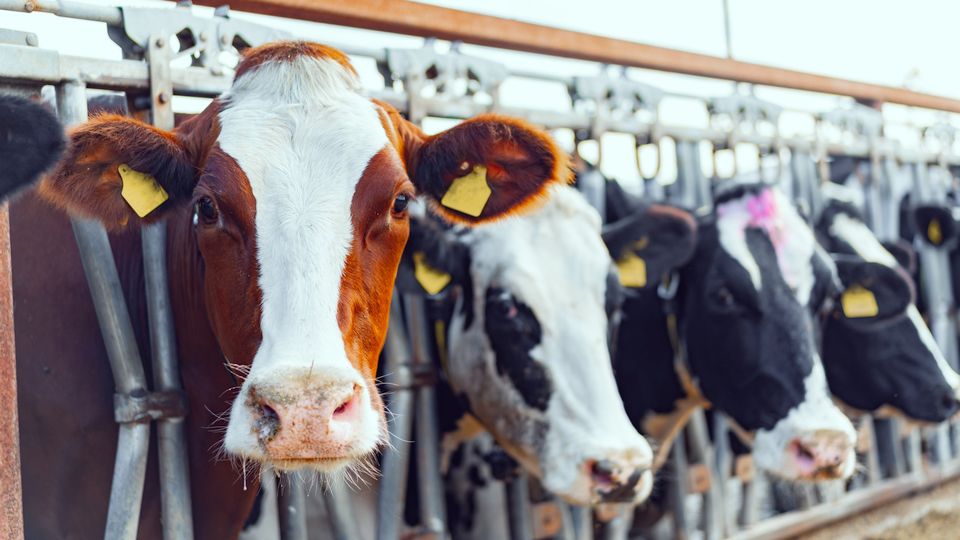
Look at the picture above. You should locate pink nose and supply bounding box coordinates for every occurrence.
[249,381,363,465]
[787,430,852,480]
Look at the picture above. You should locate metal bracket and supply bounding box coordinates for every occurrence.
[107,3,291,74]
[569,69,663,140]
[379,40,508,123]
[114,389,188,424]
[708,92,782,149]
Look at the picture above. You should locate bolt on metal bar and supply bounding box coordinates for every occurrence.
[376,294,415,540]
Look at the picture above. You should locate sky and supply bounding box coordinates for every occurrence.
[4,0,958,188]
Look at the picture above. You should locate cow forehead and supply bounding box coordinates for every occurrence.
[468,185,609,313]
[216,55,390,364]
[715,188,816,304]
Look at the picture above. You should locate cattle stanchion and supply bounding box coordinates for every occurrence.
[58,80,154,540]
[322,479,360,540]
[506,473,535,540]
[277,473,308,540]
[377,294,415,540]
[403,294,448,536]
[141,33,194,540]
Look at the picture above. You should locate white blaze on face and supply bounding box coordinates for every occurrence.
[218,56,389,458]
[716,186,855,477]
[828,211,960,393]
[447,185,652,502]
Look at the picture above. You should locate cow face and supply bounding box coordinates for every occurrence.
[408,185,654,505]
[680,185,856,480]
[818,199,960,422]
[39,41,565,473]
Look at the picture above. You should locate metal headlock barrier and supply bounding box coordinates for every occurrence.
[3,1,960,539]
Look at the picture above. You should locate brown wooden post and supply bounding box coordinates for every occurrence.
[0,203,23,540]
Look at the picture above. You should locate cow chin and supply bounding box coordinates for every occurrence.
[221,366,386,474]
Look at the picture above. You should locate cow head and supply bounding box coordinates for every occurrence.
[817,196,960,422]
[38,41,565,473]
[679,184,857,480]
[0,94,65,198]
[405,184,654,505]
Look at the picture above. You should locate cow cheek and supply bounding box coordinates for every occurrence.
[201,247,262,367]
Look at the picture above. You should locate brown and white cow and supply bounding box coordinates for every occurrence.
[15,41,566,538]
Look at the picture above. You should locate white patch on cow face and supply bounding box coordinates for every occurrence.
[218,56,388,462]
[447,185,653,504]
[753,359,857,479]
[828,212,960,396]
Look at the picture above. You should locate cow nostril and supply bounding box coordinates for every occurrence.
[333,385,361,417]
[591,460,617,487]
[255,402,281,442]
[941,393,960,414]
[259,403,279,424]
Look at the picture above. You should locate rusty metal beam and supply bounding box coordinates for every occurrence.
[0,204,23,540]
[186,0,960,113]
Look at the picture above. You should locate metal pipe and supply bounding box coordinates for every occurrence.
[505,474,534,540]
[570,506,593,540]
[60,80,150,540]
[0,0,122,24]
[322,480,360,540]
[142,223,194,540]
[0,201,23,540]
[403,294,447,536]
[277,473,308,540]
[376,294,415,540]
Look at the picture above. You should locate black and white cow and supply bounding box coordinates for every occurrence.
[817,186,960,422]
[403,183,655,506]
[0,94,65,198]
[607,179,858,480]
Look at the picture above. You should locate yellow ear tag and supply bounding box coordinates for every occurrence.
[928,218,943,245]
[440,165,491,218]
[413,252,452,295]
[617,252,647,288]
[841,285,879,318]
[118,164,168,218]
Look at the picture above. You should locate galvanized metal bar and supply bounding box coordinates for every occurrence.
[0,201,22,540]
[402,293,447,536]
[505,473,534,540]
[277,473,307,540]
[570,505,593,540]
[668,435,692,540]
[0,0,121,24]
[60,79,150,540]
[322,480,359,540]
[376,294,415,540]
[141,32,194,540]
[601,505,633,540]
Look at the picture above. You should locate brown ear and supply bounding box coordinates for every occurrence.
[381,105,568,224]
[38,114,195,229]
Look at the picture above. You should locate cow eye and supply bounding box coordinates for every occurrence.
[392,193,410,215]
[194,196,219,226]
[715,287,736,309]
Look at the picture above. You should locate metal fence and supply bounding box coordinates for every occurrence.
[2,2,960,539]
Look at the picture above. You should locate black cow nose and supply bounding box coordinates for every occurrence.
[939,390,960,416]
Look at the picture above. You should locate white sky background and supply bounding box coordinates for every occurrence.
[4,0,959,188]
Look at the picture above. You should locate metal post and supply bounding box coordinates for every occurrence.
[506,473,534,540]
[403,294,447,536]
[139,34,195,540]
[277,473,308,540]
[58,80,151,540]
[570,506,593,540]
[322,479,360,540]
[668,434,692,540]
[376,295,415,540]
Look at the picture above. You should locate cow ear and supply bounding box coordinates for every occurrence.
[881,239,917,275]
[832,255,913,322]
[398,214,470,296]
[0,95,65,199]
[602,202,697,289]
[397,113,567,224]
[913,204,958,248]
[38,114,195,229]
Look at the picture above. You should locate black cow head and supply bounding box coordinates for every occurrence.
[0,95,65,199]
[817,198,960,423]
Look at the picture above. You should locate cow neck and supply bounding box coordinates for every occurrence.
[642,272,754,471]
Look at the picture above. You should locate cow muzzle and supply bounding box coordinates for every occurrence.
[588,459,654,504]
[784,429,855,481]
[225,366,381,470]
